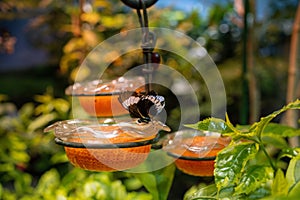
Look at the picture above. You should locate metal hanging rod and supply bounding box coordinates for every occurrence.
[120,0,158,9]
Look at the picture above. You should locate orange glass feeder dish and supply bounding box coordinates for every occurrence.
[44,119,169,172]
[65,76,145,117]
[163,130,230,177]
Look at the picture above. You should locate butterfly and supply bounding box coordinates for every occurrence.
[118,90,165,124]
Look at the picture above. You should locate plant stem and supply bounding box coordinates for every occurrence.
[259,143,276,170]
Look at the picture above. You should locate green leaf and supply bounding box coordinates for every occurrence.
[272,169,289,197]
[184,183,218,200]
[263,123,300,138]
[28,113,56,132]
[288,181,300,199]
[36,169,60,198]
[185,117,233,133]
[286,155,300,191]
[111,180,127,200]
[125,192,153,200]
[53,98,70,114]
[14,172,32,195]
[250,99,300,138]
[261,134,289,149]
[0,184,3,199]
[123,177,143,191]
[133,164,176,200]
[215,142,259,190]
[235,165,273,195]
[278,148,299,160]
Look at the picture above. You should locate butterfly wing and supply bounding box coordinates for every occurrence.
[118,90,165,123]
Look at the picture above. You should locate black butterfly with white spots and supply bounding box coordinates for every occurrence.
[118,90,165,124]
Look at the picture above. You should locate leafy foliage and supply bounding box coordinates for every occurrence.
[185,99,300,199]
[0,92,155,200]
[133,163,176,200]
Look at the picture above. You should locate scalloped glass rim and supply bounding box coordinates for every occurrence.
[166,151,216,161]
[65,76,145,96]
[54,135,160,149]
[44,118,168,148]
[162,129,226,159]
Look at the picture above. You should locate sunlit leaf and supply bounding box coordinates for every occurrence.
[185,117,233,133]
[272,169,288,197]
[111,180,127,200]
[19,103,34,120]
[235,165,273,195]
[215,142,259,190]
[263,123,300,137]
[83,181,106,199]
[36,169,60,198]
[250,99,300,138]
[286,155,300,190]
[82,29,101,47]
[10,150,30,163]
[53,98,70,114]
[101,14,125,29]
[63,37,86,53]
[278,148,300,160]
[34,94,52,104]
[50,152,68,164]
[184,183,218,200]
[288,181,300,198]
[81,12,101,25]
[28,113,57,132]
[123,177,143,191]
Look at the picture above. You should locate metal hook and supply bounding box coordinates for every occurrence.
[120,0,158,9]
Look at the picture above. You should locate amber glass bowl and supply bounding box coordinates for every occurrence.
[163,130,230,177]
[65,77,145,117]
[44,119,167,172]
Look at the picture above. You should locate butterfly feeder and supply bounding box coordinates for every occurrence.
[162,130,231,176]
[44,0,227,176]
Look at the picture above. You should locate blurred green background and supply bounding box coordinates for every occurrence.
[0,0,299,199]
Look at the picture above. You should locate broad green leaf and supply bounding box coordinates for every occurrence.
[215,142,259,190]
[261,134,289,149]
[28,113,57,132]
[184,183,218,200]
[286,155,300,191]
[83,180,107,199]
[288,181,300,199]
[185,117,233,133]
[36,169,60,197]
[111,180,128,200]
[278,148,299,160]
[247,187,272,199]
[272,169,288,197]
[235,165,273,195]
[133,163,176,200]
[263,123,300,138]
[250,99,300,138]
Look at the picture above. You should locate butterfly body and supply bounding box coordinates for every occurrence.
[119,90,165,124]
